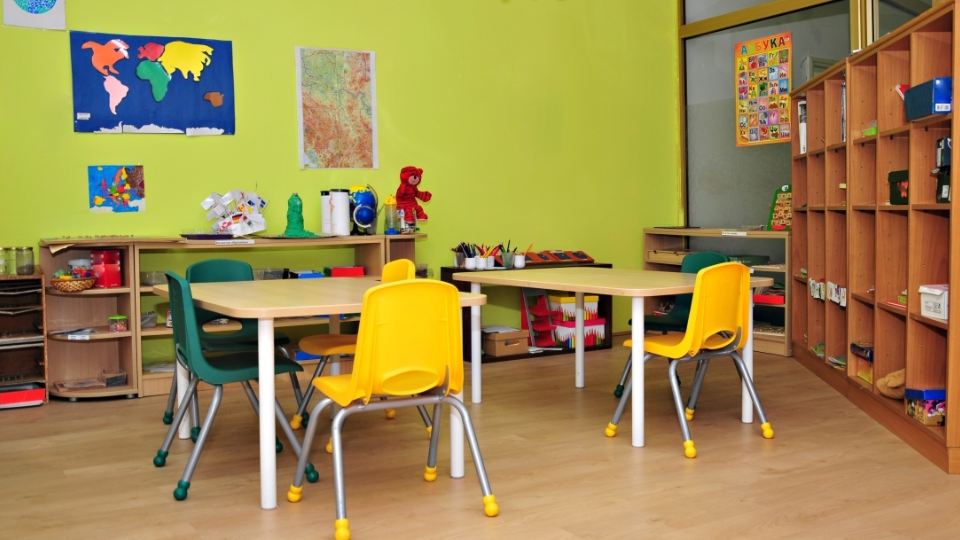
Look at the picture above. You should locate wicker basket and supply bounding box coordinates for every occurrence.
[50,277,96,293]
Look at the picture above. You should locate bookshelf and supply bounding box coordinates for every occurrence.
[789,0,959,472]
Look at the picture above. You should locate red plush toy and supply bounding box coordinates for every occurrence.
[396,166,432,222]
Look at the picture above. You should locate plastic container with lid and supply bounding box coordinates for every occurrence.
[108,315,129,332]
[16,247,34,275]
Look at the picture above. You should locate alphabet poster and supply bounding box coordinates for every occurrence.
[735,32,792,147]
[69,30,235,135]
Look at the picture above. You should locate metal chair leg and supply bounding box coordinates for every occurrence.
[154,377,200,467]
[163,375,177,425]
[240,381,285,454]
[174,384,224,500]
[291,356,329,429]
[605,353,653,437]
[668,358,697,458]
[288,397,335,502]
[444,397,499,517]
[189,378,201,443]
[424,403,443,481]
[417,404,433,436]
[614,353,631,398]
[684,359,710,420]
[730,351,774,439]
[330,407,352,540]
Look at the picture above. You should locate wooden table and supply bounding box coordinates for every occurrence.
[155,277,486,510]
[453,267,773,448]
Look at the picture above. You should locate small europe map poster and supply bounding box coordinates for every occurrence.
[735,32,792,147]
[296,47,378,169]
[70,31,235,135]
[88,165,145,213]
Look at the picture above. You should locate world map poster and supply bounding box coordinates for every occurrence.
[735,32,792,147]
[296,47,378,169]
[69,31,235,135]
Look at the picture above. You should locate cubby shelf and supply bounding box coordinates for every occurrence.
[789,0,959,473]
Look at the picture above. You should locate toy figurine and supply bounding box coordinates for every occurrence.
[396,166,432,223]
[282,193,317,237]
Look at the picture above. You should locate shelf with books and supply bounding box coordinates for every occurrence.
[825,71,847,147]
[805,83,826,154]
[789,1,959,472]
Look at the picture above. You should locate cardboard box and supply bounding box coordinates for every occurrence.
[547,295,600,321]
[919,284,948,320]
[554,318,606,349]
[904,77,952,121]
[482,329,528,357]
[907,398,946,426]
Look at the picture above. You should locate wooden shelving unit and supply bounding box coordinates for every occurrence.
[0,273,46,403]
[39,235,423,399]
[789,1,959,472]
[643,228,792,356]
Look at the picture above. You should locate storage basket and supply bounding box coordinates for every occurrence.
[50,277,96,293]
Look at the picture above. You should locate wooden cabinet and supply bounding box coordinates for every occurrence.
[0,273,47,403]
[39,235,422,400]
[789,1,959,472]
[644,228,792,356]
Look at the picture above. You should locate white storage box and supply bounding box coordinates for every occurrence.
[919,284,948,320]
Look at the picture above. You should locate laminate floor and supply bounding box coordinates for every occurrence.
[3,337,960,539]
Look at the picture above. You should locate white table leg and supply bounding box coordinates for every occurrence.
[470,283,482,404]
[450,390,465,478]
[742,296,755,423]
[575,292,585,388]
[175,361,191,440]
[258,318,277,510]
[631,297,645,448]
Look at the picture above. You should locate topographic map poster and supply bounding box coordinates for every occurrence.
[3,0,66,30]
[70,31,235,135]
[296,47,378,169]
[735,32,791,147]
[88,165,145,213]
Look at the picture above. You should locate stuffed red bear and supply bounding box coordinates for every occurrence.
[396,166,431,222]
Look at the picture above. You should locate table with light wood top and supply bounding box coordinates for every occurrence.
[155,276,486,510]
[453,267,773,448]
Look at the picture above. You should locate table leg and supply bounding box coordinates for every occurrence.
[470,283,482,404]
[176,361,191,440]
[630,297,645,448]
[575,292,585,388]
[258,318,277,510]
[450,390,465,479]
[742,296,755,423]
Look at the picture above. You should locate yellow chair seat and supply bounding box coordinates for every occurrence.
[299,334,358,357]
[313,373,365,408]
[623,332,735,358]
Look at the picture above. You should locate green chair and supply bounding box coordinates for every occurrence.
[153,271,319,501]
[161,259,295,429]
[613,251,729,397]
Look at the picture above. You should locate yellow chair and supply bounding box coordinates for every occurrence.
[290,259,417,430]
[604,262,774,458]
[287,280,498,540]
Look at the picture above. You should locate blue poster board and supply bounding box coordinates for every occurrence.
[69,30,235,135]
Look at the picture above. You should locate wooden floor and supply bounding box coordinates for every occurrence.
[5,336,960,539]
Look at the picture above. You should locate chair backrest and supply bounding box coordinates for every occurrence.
[382,258,415,283]
[186,259,255,325]
[165,271,217,381]
[675,262,751,357]
[671,251,729,317]
[341,280,463,405]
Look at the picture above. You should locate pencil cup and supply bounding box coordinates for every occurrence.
[476,256,487,270]
[464,257,477,270]
[513,255,526,269]
[487,256,496,268]
[455,253,465,268]
[502,253,515,269]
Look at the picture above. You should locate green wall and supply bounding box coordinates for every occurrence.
[0,0,681,337]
